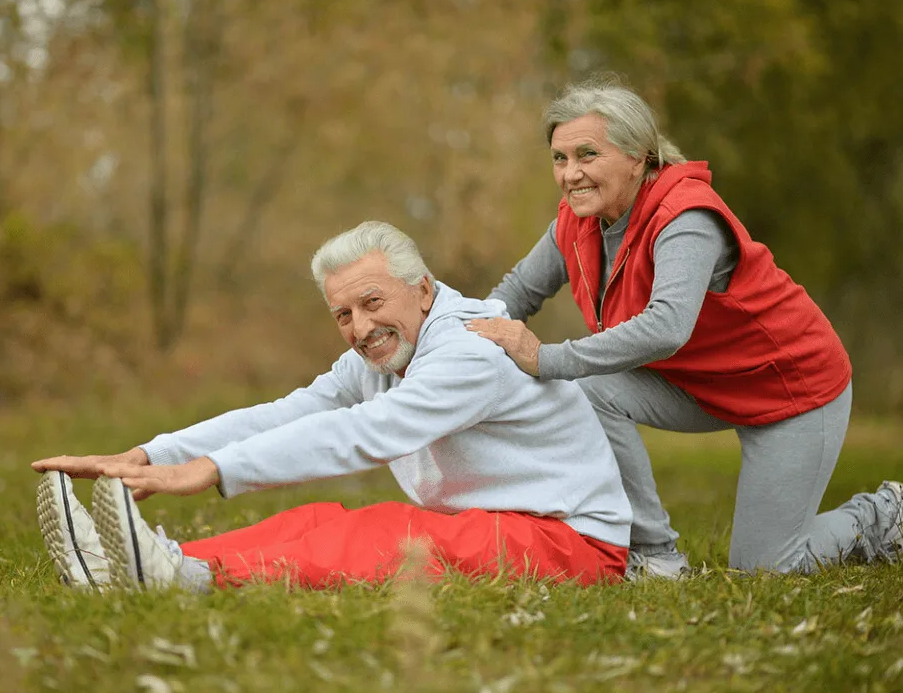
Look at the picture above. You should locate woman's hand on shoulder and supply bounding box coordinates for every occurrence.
[465,317,541,377]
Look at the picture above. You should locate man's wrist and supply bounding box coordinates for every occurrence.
[198,456,220,485]
[126,447,150,466]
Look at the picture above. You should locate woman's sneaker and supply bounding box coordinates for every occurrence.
[90,476,182,590]
[625,548,690,581]
[36,471,109,589]
[877,480,903,560]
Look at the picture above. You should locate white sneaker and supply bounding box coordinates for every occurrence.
[625,548,691,582]
[91,476,182,590]
[37,471,110,589]
[878,480,903,558]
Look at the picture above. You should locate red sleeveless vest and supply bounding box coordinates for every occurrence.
[556,161,852,425]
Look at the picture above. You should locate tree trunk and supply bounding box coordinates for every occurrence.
[147,0,171,349]
[171,0,221,342]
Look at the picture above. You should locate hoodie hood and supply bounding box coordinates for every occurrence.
[417,281,508,340]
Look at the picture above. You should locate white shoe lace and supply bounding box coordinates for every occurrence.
[154,525,185,562]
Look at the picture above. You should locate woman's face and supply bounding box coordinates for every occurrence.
[550,113,645,225]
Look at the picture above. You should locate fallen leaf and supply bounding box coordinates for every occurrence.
[833,584,864,596]
[10,647,39,667]
[136,674,182,693]
[885,658,903,679]
[138,638,197,668]
[791,617,819,637]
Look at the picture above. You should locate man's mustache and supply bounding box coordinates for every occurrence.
[355,327,397,350]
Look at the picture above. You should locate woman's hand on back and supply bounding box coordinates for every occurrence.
[466,317,541,377]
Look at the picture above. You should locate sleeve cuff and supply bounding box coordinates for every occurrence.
[139,436,183,467]
[537,343,576,381]
[207,455,230,499]
[207,447,246,499]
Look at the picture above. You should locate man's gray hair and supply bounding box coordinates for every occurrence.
[311,220,436,296]
[544,74,686,182]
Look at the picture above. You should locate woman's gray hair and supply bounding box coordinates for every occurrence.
[311,220,436,297]
[544,74,686,182]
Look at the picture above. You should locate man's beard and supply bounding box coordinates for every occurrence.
[357,328,416,375]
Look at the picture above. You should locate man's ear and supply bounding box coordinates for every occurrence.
[419,276,435,311]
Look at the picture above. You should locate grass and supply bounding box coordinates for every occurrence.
[1,396,902,692]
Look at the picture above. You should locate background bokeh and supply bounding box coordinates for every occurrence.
[2,0,902,415]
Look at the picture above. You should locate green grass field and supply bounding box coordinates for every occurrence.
[1,397,902,693]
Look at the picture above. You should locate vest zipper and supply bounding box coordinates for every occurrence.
[573,242,603,332]
[600,247,631,329]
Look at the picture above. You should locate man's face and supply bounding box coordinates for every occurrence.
[324,252,434,376]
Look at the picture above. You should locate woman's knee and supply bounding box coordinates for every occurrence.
[728,531,818,574]
[577,373,632,416]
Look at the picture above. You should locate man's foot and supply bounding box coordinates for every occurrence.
[36,471,109,589]
[877,480,903,559]
[625,548,690,582]
[91,476,182,589]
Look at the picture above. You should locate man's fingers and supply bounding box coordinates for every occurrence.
[30,456,102,479]
[119,476,161,493]
[100,462,153,479]
[131,488,156,502]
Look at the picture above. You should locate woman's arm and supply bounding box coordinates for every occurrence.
[487,220,569,321]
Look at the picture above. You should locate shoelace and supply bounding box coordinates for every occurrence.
[155,525,185,561]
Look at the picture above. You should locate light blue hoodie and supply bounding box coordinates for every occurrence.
[141,282,632,547]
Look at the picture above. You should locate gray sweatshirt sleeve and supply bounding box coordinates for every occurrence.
[538,210,736,380]
[210,345,504,498]
[486,220,568,321]
[139,353,365,466]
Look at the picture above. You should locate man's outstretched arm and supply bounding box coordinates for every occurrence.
[31,352,365,479]
[208,344,504,497]
[139,357,364,466]
[94,342,504,499]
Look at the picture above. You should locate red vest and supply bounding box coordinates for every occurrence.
[556,161,852,425]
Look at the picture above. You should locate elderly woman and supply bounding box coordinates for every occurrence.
[467,77,902,578]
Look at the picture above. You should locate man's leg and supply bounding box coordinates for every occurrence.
[578,368,731,559]
[202,502,628,588]
[91,479,627,590]
[180,502,348,560]
[731,383,903,571]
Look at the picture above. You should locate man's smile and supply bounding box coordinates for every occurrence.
[357,328,398,359]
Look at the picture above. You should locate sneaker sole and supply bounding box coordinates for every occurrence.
[92,476,145,589]
[36,472,98,589]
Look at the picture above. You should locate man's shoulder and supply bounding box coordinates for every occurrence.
[413,318,512,371]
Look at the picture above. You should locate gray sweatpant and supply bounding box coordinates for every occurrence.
[578,369,897,572]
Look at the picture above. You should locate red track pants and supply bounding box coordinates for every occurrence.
[180,501,628,589]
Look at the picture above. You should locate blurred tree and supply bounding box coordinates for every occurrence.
[102,0,222,349]
[0,0,19,218]
[3,0,897,409]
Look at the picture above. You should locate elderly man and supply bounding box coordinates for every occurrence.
[32,221,631,592]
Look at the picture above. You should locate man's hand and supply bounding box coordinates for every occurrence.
[465,317,541,377]
[31,447,149,479]
[99,456,220,498]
